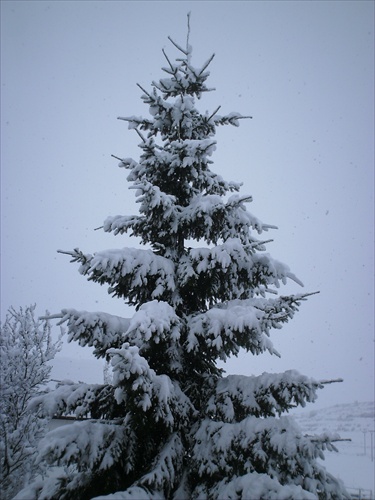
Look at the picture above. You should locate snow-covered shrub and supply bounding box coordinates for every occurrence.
[0,305,61,499]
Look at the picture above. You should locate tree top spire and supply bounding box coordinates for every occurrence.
[186,11,192,59]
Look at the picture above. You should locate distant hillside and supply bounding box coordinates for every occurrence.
[291,401,374,495]
[291,401,374,434]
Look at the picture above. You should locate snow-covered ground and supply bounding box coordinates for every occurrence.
[291,401,375,497]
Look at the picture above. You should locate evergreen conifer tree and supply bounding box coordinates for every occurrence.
[18,17,349,500]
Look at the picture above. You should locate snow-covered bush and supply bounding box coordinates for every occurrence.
[17,17,349,499]
[0,305,61,499]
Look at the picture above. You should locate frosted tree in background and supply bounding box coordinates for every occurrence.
[0,305,61,499]
[18,18,348,500]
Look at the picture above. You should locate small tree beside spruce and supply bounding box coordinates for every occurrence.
[18,20,349,500]
[0,305,61,499]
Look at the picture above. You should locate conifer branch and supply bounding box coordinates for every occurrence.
[162,49,175,74]
[159,80,169,91]
[213,113,252,126]
[200,140,217,155]
[295,291,320,300]
[262,223,278,230]
[207,106,221,122]
[186,12,191,53]
[57,248,89,265]
[39,313,63,321]
[57,249,78,257]
[308,436,351,443]
[199,53,215,76]
[227,194,253,206]
[153,79,170,93]
[111,154,123,162]
[319,378,344,385]
[185,61,199,79]
[136,83,153,100]
[251,239,274,249]
[168,36,188,55]
[135,128,146,143]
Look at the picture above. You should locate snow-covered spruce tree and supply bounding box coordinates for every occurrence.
[0,305,61,499]
[19,23,348,500]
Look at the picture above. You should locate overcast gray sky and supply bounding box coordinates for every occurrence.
[1,0,374,409]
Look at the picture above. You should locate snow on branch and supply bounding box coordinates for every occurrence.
[213,112,253,127]
[319,378,344,385]
[92,486,164,500]
[192,416,347,498]
[161,49,177,75]
[252,252,304,287]
[137,433,184,495]
[131,180,178,215]
[57,248,92,266]
[168,138,217,163]
[186,294,312,361]
[198,53,215,76]
[167,36,188,56]
[178,241,303,311]
[151,40,215,99]
[206,105,221,123]
[117,115,154,133]
[193,471,317,500]
[103,214,140,235]
[108,343,194,429]
[136,83,154,100]
[36,419,129,471]
[58,309,131,358]
[306,434,351,446]
[110,155,139,171]
[59,246,176,306]
[180,194,269,244]
[125,300,181,346]
[186,299,280,360]
[206,370,324,421]
[29,381,117,420]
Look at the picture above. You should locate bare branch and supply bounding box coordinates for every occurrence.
[168,36,188,55]
[251,239,274,248]
[308,436,351,443]
[207,106,221,122]
[57,248,89,264]
[199,53,215,76]
[162,48,175,73]
[135,128,146,143]
[39,314,63,321]
[57,249,77,257]
[319,378,344,385]
[136,83,153,100]
[186,11,191,53]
